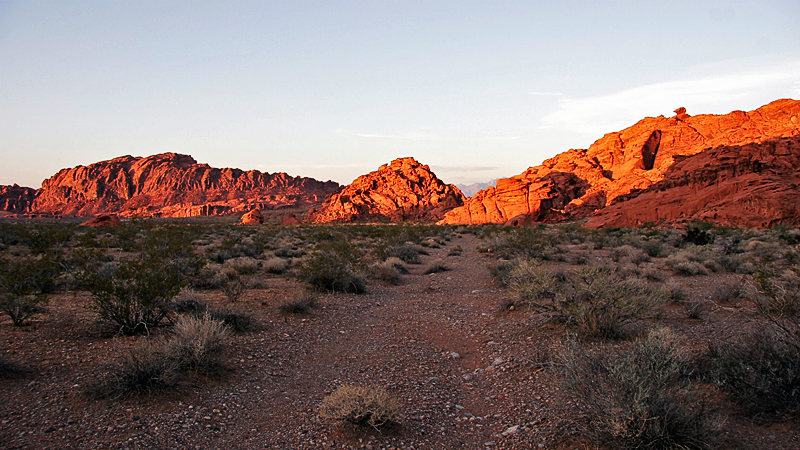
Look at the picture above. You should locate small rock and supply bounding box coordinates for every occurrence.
[501,425,519,436]
[449,352,461,359]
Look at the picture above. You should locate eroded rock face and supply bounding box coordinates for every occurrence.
[586,136,800,228]
[0,184,37,213]
[239,208,264,225]
[27,153,341,218]
[306,157,465,223]
[439,99,800,225]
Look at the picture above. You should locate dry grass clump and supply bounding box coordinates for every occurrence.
[666,251,709,276]
[318,384,402,429]
[88,314,230,398]
[278,292,319,314]
[423,258,450,274]
[369,258,408,284]
[559,328,718,449]
[508,262,664,339]
[262,257,290,274]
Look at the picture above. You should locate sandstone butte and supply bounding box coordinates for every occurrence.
[306,157,465,223]
[11,153,340,218]
[438,98,800,227]
[0,184,37,214]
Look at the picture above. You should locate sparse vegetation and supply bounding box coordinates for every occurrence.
[318,384,402,429]
[278,292,319,314]
[559,328,718,449]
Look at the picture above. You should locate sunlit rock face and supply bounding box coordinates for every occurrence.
[586,135,800,228]
[306,157,465,223]
[26,153,341,218]
[439,99,800,226]
[0,184,37,213]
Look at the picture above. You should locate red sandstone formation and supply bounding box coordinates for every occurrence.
[26,153,340,218]
[239,208,264,225]
[586,136,800,228]
[280,213,301,225]
[306,157,465,223]
[81,214,123,227]
[439,99,800,225]
[0,184,37,213]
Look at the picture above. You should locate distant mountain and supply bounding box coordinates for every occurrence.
[440,98,800,227]
[307,157,465,223]
[2,153,341,218]
[456,180,497,198]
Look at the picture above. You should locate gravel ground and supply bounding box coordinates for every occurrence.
[1,233,798,449]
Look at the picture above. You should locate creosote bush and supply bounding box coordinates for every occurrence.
[707,330,800,418]
[423,258,449,274]
[319,384,402,429]
[558,328,717,449]
[88,314,230,399]
[0,256,54,326]
[295,241,366,294]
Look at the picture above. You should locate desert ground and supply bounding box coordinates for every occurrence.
[1,220,799,449]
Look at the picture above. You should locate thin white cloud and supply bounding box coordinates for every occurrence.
[541,61,800,135]
[528,91,563,96]
[341,129,521,142]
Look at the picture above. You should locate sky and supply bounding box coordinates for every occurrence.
[1,1,799,189]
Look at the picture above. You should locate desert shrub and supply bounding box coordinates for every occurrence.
[709,280,743,304]
[221,257,260,275]
[560,267,665,339]
[447,245,463,256]
[423,258,449,274]
[278,292,319,314]
[81,253,187,335]
[208,308,256,333]
[663,280,687,302]
[0,256,54,326]
[488,260,515,287]
[640,239,667,258]
[506,259,560,306]
[559,329,716,449]
[370,260,402,284]
[89,314,230,398]
[383,257,409,274]
[390,243,421,264]
[666,253,709,276]
[682,300,707,320]
[263,257,289,274]
[319,384,402,429]
[485,225,555,259]
[295,242,366,294]
[221,276,248,303]
[707,330,800,418]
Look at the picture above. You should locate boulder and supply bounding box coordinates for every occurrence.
[280,213,301,225]
[81,214,122,227]
[239,208,264,225]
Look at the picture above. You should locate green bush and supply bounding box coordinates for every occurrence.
[559,329,717,449]
[295,241,366,294]
[81,253,187,335]
[0,256,56,326]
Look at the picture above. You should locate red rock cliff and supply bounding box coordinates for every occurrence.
[306,157,465,223]
[439,99,800,225]
[586,135,800,228]
[0,184,37,213]
[29,153,341,217]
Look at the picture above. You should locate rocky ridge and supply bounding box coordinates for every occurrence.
[439,99,800,225]
[0,184,37,214]
[306,157,465,223]
[586,135,800,228]
[19,153,340,218]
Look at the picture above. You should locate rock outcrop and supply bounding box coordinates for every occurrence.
[586,136,800,228]
[239,208,264,225]
[81,214,123,227]
[439,99,800,225]
[306,157,465,223]
[0,184,37,213]
[26,153,341,218]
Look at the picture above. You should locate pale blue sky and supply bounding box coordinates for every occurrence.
[1,0,799,188]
